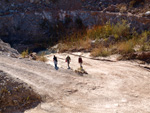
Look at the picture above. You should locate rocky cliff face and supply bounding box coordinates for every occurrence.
[0,0,150,52]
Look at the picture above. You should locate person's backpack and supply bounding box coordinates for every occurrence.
[66,56,70,62]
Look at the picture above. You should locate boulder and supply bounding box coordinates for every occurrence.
[145,11,150,16]
[143,11,150,17]
[29,52,37,60]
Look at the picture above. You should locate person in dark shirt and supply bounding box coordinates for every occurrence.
[53,55,58,69]
[66,56,71,69]
[78,56,83,68]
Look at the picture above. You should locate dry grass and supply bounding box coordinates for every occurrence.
[36,52,48,62]
[21,49,29,58]
[58,31,91,52]
[37,56,48,62]
[91,39,137,57]
[91,45,111,57]
[59,38,91,52]
[58,43,72,52]
[117,40,135,54]
[78,38,92,49]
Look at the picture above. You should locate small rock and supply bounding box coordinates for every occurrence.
[134,94,139,97]
[145,11,150,17]
[29,52,37,60]
[67,89,78,94]
[114,103,119,107]
[92,87,96,90]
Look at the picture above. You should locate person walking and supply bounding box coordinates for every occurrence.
[78,56,83,68]
[53,55,58,70]
[66,55,71,69]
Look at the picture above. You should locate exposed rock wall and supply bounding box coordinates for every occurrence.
[0,0,150,51]
[1,10,150,51]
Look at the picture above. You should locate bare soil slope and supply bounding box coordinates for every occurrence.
[0,52,150,113]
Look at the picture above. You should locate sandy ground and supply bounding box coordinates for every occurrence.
[0,52,150,113]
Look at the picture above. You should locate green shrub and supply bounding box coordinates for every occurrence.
[87,20,130,40]
[112,20,130,40]
[137,31,150,51]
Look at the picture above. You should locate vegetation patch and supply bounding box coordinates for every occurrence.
[91,46,111,57]
[21,49,29,58]
[58,20,150,60]
[36,52,48,62]
[21,50,48,62]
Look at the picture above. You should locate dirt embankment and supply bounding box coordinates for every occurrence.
[0,70,41,113]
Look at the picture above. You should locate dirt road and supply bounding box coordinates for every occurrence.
[0,53,150,113]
